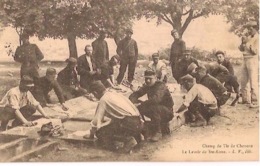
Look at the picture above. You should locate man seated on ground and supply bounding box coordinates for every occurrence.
[148,53,167,83]
[32,68,68,111]
[176,49,198,82]
[85,81,143,153]
[0,76,49,131]
[98,55,121,89]
[187,64,229,110]
[57,57,87,100]
[129,70,174,142]
[176,74,218,127]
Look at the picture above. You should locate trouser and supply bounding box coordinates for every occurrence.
[60,85,87,101]
[185,100,217,123]
[137,102,173,134]
[95,116,143,150]
[216,93,230,107]
[117,56,137,84]
[224,75,240,94]
[240,56,258,103]
[0,105,36,130]
[171,62,179,82]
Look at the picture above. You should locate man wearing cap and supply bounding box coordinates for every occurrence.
[238,21,258,108]
[0,75,49,131]
[176,49,198,82]
[92,30,109,68]
[148,53,167,83]
[77,45,101,90]
[170,29,186,82]
[85,81,143,153]
[14,33,44,83]
[116,28,138,84]
[31,68,68,111]
[129,70,174,142]
[57,57,87,100]
[176,74,218,127]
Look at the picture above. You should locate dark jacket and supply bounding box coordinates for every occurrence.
[116,38,138,60]
[57,65,79,87]
[170,39,186,63]
[177,57,199,80]
[219,59,234,75]
[129,81,174,109]
[92,39,109,67]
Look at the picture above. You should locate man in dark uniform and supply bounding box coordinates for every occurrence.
[170,29,186,82]
[32,68,68,111]
[92,30,109,68]
[116,29,138,84]
[129,70,174,142]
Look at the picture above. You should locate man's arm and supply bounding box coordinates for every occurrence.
[14,47,23,63]
[129,86,147,104]
[134,40,138,57]
[160,62,167,81]
[34,44,44,61]
[52,81,66,104]
[116,40,123,56]
[105,41,109,61]
[225,61,234,75]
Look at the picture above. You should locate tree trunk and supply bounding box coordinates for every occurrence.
[67,33,78,58]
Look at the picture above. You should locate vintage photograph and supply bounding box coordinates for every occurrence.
[0,0,258,162]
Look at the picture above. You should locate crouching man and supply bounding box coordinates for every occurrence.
[177,74,218,127]
[0,76,49,131]
[129,70,174,142]
[85,81,143,153]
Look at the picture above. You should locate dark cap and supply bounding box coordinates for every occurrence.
[89,80,106,94]
[179,74,195,85]
[183,49,192,55]
[126,28,133,34]
[152,53,159,59]
[144,69,156,78]
[46,68,57,75]
[215,50,225,56]
[20,75,34,87]
[66,57,77,64]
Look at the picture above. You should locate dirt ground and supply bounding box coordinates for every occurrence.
[0,61,258,162]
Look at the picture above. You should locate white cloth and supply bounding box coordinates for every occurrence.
[86,55,93,71]
[0,86,39,110]
[183,84,217,109]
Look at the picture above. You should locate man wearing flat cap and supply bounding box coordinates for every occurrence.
[116,28,138,84]
[32,68,68,111]
[148,53,167,83]
[129,69,174,142]
[176,74,217,127]
[92,30,109,68]
[238,20,259,108]
[0,75,49,131]
[170,29,186,82]
[57,57,87,100]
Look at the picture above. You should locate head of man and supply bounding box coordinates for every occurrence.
[245,21,258,37]
[110,55,120,66]
[171,29,180,40]
[21,33,30,44]
[179,74,195,91]
[84,45,92,56]
[187,62,198,77]
[46,68,57,82]
[89,81,106,100]
[99,30,107,40]
[144,70,157,87]
[125,28,133,40]
[152,53,160,65]
[19,75,34,92]
[215,50,225,64]
[66,57,77,69]
[183,49,192,61]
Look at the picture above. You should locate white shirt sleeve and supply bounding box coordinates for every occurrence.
[183,85,198,107]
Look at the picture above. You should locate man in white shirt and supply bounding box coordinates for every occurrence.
[176,74,218,127]
[85,81,143,153]
[148,53,167,83]
[0,76,49,131]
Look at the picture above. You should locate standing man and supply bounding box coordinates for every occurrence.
[238,21,258,108]
[77,45,100,90]
[129,70,174,142]
[148,53,167,83]
[92,30,109,68]
[170,29,186,82]
[116,29,138,84]
[14,33,44,83]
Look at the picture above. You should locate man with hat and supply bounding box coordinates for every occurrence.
[85,81,143,153]
[57,57,87,100]
[14,32,44,83]
[92,30,109,68]
[238,20,258,108]
[148,53,167,83]
[116,28,138,84]
[175,49,198,82]
[31,68,68,111]
[129,69,174,142]
[0,75,49,131]
[176,74,218,127]
[170,29,186,82]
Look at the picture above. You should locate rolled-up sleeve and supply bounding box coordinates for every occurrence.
[8,94,20,110]
[183,86,198,107]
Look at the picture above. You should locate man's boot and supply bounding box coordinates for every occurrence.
[161,122,170,136]
[121,136,138,153]
[190,111,207,127]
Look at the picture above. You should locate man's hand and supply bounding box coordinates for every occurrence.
[61,103,69,111]
[46,103,56,107]
[23,121,37,127]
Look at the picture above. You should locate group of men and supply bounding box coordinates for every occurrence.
[0,20,258,153]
